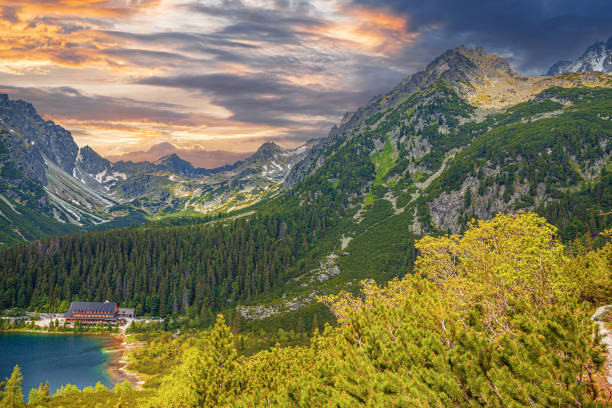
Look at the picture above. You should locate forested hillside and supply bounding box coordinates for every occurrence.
[2,213,611,407]
[0,207,337,317]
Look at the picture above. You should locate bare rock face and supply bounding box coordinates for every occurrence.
[76,146,112,178]
[0,94,78,175]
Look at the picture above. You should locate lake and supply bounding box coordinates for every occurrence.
[0,332,117,397]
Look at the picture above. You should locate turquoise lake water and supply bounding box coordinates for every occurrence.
[0,332,115,397]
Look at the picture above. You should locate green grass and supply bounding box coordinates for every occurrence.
[371,136,396,185]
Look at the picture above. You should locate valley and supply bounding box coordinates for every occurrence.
[1,44,610,319]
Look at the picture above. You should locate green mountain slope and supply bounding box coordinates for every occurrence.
[0,45,610,327]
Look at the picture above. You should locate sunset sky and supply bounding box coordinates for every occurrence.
[0,0,610,156]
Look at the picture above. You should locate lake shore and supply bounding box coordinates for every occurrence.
[0,329,145,391]
[105,335,145,391]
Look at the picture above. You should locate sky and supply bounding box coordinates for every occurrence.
[0,0,610,157]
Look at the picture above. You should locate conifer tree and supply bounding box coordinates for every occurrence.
[27,382,50,405]
[0,365,25,408]
[153,314,239,407]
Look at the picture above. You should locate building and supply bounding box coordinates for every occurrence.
[64,301,120,325]
[118,308,135,319]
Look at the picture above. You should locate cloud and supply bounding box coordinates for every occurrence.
[0,0,609,157]
[0,85,194,125]
[1,6,20,23]
[351,0,612,74]
[137,72,375,127]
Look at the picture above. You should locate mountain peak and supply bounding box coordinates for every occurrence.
[547,35,612,75]
[80,145,96,154]
[251,142,282,161]
[393,45,518,102]
[0,93,79,174]
[154,152,189,166]
[149,142,176,153]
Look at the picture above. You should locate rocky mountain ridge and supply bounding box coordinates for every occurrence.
[0,43,610,247]
[548,35,612,75]
[286,45,610,189]
[0,95,312,244]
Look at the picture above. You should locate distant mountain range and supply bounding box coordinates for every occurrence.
[106,142,252,169]
[0,95,313,244]
[548,35,612,75]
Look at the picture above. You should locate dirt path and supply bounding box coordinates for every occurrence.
[414,149,460,192]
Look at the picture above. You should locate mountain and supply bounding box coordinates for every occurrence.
[106,142,252,168]
[547,35,612,75]
[269,44,611,316]
[0,94,78,175]
[0,95,313,244]
[287,44,610,188]
[0,44,610,323]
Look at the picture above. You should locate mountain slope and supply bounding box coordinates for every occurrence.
[0,45,610,325]
[548,35,612,75]
[267,44,612,317]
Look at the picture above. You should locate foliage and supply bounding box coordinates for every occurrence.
[128,213,610,407]
[27,382,49,406]
[152,315,239,407]
[0,365,25,408]
[0,209,333,316]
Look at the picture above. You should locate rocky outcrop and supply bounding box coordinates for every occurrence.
[591,305,612,387]
[0,94,79,174]
[76,145,112,177]
[153,153,210,177]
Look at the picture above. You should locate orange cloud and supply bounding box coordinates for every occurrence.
[1,1,161,19]
[0,0,165,73]
[311,5,418,54]
[0,0,417,156]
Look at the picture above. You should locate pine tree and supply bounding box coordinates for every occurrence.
[0,365,25,407]
[231,310,241,334]
[296,316,305,334]
[312,313,319,334]
[27,382,50,405]
[154,314,239,407]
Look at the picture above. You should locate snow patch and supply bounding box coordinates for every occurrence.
[95,169,108,183]
[0,194,20,215]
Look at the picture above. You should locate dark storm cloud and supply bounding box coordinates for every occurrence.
[0,86,194,125]
[138,73,373,127]
[352,0,612,74]
[188,1,320,27]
